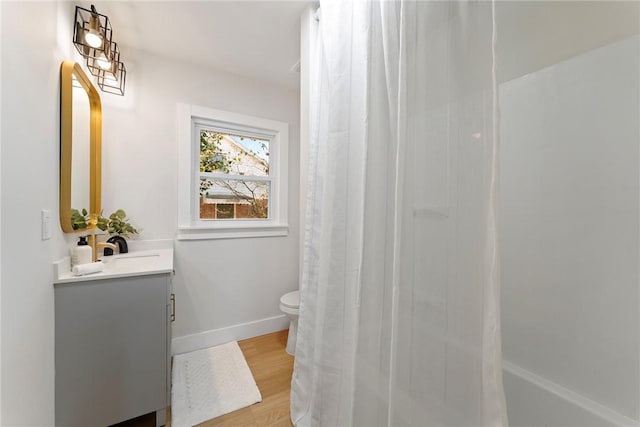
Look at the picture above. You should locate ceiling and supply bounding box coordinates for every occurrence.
[92,1,313,89]
[89,1,639,91]
[497,1,640,83]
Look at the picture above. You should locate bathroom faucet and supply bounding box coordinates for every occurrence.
[87,234,117,262]
[103,236,128,256]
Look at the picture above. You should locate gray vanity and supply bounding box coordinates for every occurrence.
[54,249,174,426]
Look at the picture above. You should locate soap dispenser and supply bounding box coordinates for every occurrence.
[71,236,92,267]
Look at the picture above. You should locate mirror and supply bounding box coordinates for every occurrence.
[60,61,102,233]
[72,75,90,218]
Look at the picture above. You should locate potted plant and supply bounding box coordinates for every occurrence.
[68,208,139,254]
[98,209,139,255]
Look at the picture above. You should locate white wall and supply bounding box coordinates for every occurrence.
[500,35,640,426]
[0,2,4,421]
[100,49,300,353]
[0,2,76,424]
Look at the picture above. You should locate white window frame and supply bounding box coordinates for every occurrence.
[177,104,288,240]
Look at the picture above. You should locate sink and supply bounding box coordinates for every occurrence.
[113,253,159,264]
[106,253,161,270]
[54,248,174,284]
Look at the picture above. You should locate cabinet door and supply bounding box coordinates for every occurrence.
[55,274,168,426]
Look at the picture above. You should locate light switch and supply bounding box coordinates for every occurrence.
[41,209,51,240]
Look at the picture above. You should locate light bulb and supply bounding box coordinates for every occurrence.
[84,15,102,48]
[96,52,111,70]
[84,29,102,48]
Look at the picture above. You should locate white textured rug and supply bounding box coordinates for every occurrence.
[171,341,262,427]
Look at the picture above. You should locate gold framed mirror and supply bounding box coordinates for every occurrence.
[60,61,102,233]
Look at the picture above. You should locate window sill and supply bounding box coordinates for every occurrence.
[176,223,289,240]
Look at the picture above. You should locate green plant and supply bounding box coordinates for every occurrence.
[70,208,89,230]
[98,209,139,238]
[69,208,139,238]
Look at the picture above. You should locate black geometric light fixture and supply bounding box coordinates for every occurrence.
[73,4,126,96]
[86,39,114,76]
[73,5,112,61]
[97,60,127,96]
[86,41,126,95]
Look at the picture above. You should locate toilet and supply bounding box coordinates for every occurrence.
[279,290,300,355]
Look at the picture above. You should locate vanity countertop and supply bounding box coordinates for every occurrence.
[54,248,174,285]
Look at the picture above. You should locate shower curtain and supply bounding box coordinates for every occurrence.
[291,1,507,425]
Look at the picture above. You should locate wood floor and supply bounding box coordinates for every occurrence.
[198,329,294,427]
[116,330,295,427]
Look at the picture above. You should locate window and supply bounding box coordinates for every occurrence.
[178,104,288,239]
[198,129,270,220]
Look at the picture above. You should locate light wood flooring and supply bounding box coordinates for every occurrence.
[199,329,294,427]
[115,330,294,427]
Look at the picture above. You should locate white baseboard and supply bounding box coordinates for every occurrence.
[503,360,638,427]
[171,314,290,355]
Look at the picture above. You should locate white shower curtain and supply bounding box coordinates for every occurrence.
[291,1,507,426]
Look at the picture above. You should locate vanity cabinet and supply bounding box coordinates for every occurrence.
[55,272,172,427]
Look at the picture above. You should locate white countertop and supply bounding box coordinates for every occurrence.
[54,248,174,285]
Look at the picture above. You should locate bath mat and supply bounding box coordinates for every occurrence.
[171,341,262,427]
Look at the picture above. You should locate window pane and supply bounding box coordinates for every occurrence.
[199,178,269,219]
[200,130,269,177]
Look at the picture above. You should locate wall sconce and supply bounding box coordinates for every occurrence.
[97,60,127,96]
[73,4,126,96]
[86,41,126,95]
[73,5,112,61]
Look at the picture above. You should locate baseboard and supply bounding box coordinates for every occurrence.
[503,360,638,426]
[171,314,289,355]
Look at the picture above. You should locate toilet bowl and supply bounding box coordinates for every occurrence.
[279,290,299,356]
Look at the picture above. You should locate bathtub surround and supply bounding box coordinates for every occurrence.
[500,34,640,426]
